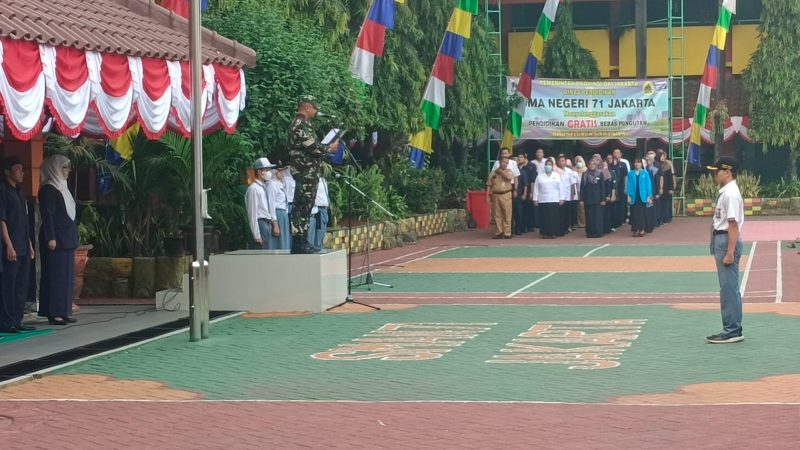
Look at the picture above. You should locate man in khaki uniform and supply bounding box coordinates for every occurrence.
[486,156,515,239]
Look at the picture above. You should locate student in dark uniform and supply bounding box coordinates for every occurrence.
[0,157,36,333]
[38,155,79,325]
[580,159,607,239]
[513,154,529,235]
[521,153,538,232]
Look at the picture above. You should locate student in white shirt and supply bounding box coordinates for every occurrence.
[244,158,276,249]
[267,165,291,250]
[705,156,745,344]
[307,177,330,252]
[492,147,521,178]
[555,155,574,235]
[533,158,563,239]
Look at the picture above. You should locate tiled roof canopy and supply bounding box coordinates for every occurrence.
[0,0,256,68]
[675,76,750,118]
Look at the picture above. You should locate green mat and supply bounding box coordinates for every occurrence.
[0,328,53,345]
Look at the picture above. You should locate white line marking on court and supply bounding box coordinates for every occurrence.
[776,240,783,304]
[352,246,441,272]
[0,312,244,388]
[506,272,556,298]
[740,241,757,298]
[350,247,457,280]
[582,243,609,258]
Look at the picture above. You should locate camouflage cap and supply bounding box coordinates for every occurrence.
[298,95,319,108]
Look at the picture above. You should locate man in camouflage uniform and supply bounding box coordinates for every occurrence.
[288,95,338,254]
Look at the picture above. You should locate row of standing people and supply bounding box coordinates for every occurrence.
[1,155,79,335]
[245,159,331,252]
[487,148,676,240]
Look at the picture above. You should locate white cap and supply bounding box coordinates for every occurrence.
[253,157,275,170]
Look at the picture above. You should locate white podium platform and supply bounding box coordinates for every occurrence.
[156,250,348,313]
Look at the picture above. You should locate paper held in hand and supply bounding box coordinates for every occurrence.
[322,128,344,145]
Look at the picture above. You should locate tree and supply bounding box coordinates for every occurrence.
[205,0,506,159]
[742,0,800,179]
[538,2,600,157]
[635,0,647,157]
[203,2,369,162]
[539,2,601,80]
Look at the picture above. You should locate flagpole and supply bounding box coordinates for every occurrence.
[189,0,208,341]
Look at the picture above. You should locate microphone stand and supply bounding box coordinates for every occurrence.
[326,138,384,311]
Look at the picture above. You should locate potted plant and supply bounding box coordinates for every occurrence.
[74,202,97,310]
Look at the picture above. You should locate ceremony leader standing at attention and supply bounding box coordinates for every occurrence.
[38,155,78,325]
[288,95,339,254]
[705,156,745,344]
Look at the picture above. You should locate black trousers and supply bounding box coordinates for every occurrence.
[603,202,614,234]
[659,193,673,223]
[524,200,536,231]
[568,200,579,228]
[1,255,31,328]
[513,197,526,234]
[558,203,571,235]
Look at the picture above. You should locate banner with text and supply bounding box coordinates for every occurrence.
[508,78,670,140]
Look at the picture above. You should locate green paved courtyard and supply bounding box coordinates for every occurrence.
[59,305,800,403]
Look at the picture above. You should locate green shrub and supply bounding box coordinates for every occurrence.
[440,157,484,209]
[689,174,719,199]
[762,177,800,198]
[396,168,445,214]
[736,171,762,198]
[329,165,407,223]
[690,171,762,199]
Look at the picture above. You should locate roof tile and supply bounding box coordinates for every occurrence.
[0,0,256,68]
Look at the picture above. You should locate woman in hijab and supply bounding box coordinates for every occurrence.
[38,155,79,325]
[596,154,616,235]
[574,156,588,228]
[533,157,563,239]
[580,158,607,238]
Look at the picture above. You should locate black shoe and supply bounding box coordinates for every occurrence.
[64,317,77,324]
[48,317,67,326]
[14,324,36,331]
[0,326,20,334]
[504,235,512,239]
[291,236,317,254]
[705,333,744,344]
[491,234,503,239]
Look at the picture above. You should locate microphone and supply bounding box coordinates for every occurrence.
[317,111,337,119]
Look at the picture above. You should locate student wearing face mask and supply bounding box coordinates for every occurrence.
[267,164,292,250]
[533,157,563,239]
[245,158,277,249]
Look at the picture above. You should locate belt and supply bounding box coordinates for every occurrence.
[492,190,512,195]
[316,206,328,209]
[713,230,728,235]
[258,218,271,223]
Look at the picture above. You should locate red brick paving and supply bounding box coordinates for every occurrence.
[0,401,797,449]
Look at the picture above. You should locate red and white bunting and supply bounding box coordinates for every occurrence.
[0,37,246,142]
